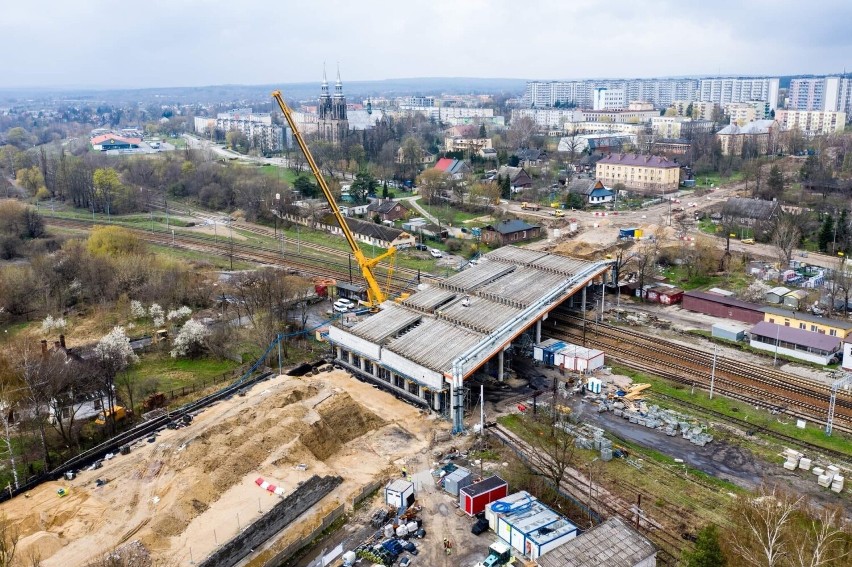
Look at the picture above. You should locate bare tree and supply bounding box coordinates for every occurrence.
[0,513,19,567]
[728,486,802,567]
[513,412,576,490]
[771,214,801,269]
[789,505,851,567]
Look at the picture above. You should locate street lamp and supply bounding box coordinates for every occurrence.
[274,192,280,237]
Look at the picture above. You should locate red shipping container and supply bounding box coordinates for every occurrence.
[459,476,509,516]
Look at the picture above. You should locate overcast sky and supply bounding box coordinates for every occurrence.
[2,0,850,89]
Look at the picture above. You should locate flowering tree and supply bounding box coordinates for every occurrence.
[130,300,146,319]
[94,326,138,433]
[41,314,67,334]
[171,320,208,358]
[149,303,165,328]
[166,306,192,323]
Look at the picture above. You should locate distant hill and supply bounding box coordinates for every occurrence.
[0,77,528,106]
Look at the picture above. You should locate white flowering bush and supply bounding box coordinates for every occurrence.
[167,306,192,321]
[94,326,139,369]
[170,319,209,358]
[41,315,67,333]
[149,303,165,328]
[130,300,146,319]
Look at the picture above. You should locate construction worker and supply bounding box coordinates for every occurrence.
[401,466,408,478]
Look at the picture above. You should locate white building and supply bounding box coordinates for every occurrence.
[523,78,698,109]
[593,87,626,110]
[788,76,852,115]
[774,110,847,136]
[698,77,780,110]
[194,108,285,151]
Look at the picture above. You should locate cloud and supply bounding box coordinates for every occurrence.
[0,0,849,88]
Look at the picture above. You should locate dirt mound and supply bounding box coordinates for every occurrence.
[18,531,64,560]
[300,391,385,460]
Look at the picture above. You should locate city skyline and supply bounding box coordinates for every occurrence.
[1,0,850,89]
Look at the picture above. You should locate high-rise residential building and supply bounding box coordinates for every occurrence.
[788,77,852,117]
[522,77,778,110]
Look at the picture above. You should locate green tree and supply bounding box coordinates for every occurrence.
[293,174,316,198]
[350,171,377,204]
[767,165,784,198]
[479,124,487,138]
[382,181,389,199]
[15,166,44,196]
[818,214,835,252]
[837,209,850,253]
[685,102,694,118]
[683,524,726,567]
[93,167,123,215]
[4,127,32,149]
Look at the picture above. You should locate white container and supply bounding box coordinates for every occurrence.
[342,551,357,566]
[798,458,812,471]
[812,467,825,476]
[395,525,408,538]
[384,524,394,538]
[830,476,844,493]
[406,521,418,533]
[827,465,840,475]
[783,461,797,471]
[817,474,833,488]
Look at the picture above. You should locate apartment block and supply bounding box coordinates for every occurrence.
[595,153,680,194]
[774,110,846,136]
[725,103,757,126]
[788,77,852,114]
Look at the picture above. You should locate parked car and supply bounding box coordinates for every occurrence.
[415,243,428,251]
[400,558,411,567]
[429,249,443,258]
[403,541,418,555]
[333,298,355,313]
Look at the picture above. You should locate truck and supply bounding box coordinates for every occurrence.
[520,202,539,211]
[550,209,564,218]
[95,406,128,426]
[474,542,513,567]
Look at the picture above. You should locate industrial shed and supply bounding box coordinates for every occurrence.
[495,496,579,559]
[749,321,842,365]
[782,289,809,310]
[765,286,792,304]
[536,517,656,567]
[459,475,509,516]
[681,291,764,324]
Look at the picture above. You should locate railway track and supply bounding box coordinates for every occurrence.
[45,217,421,295]
[546,312,852,434]
[489,423,690,565]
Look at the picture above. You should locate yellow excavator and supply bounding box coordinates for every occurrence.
[272,90,399,309]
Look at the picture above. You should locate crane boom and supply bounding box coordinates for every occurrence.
[272,90,394,308]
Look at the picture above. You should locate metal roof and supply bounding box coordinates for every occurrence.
[761,307,852,330]
[683,290,763,311]
[750,321,842,352]
[537,518,656,567]
[460,475,507,497]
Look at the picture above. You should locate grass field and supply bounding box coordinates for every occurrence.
[418,201,486,225]
[122,352,243,393]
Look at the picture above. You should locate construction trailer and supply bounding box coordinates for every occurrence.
[385,479,415,509]
[459,475,509,516]
[711,322,746,342]
[495,495,579,559]
[486,491,537,532]
[533,339,568,366]
[553,343,605,373]
[443,466,473,496]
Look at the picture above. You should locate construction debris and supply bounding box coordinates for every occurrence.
[783,448,847,493]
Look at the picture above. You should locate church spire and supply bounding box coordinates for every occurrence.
[320,62,329,97]
[334,63,343,97]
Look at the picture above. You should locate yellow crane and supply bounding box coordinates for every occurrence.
[272,90,397,309]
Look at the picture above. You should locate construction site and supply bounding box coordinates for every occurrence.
[328,245,611,432]
[0,369,437,566]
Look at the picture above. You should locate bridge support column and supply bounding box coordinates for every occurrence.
[498,350,505,382]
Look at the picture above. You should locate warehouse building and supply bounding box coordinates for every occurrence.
[328,246,611,432]
[681,290,764,324]
[749,321,842,365]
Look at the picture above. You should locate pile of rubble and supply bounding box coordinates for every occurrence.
[588,381,714,446]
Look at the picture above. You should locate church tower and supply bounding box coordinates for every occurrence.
[318,65,348,144]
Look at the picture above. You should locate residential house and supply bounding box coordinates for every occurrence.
[480,219,541,246]
[479,147,498,160]
[433,158,471,180]
[366,199,410,222]
[715,120,780,156]
[513,148,547,167]
[496,165,533,193]
[444,136,492,154]
[568,179,614,205]
[719,197,780,233]
[595,154,680,194]
[395,146,435,166]
[536,517,657,567]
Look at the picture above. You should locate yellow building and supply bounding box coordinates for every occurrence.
[595,153,680,194]
[724,103,757,126]
[762,307,852,339]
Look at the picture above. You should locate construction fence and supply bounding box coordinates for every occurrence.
[262,502,346,567]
